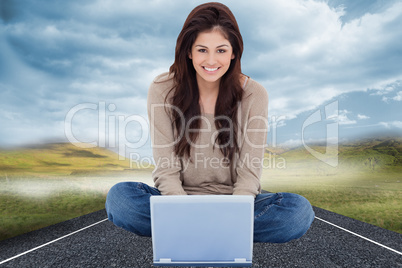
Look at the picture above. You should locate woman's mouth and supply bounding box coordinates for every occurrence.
[203,66,220,72]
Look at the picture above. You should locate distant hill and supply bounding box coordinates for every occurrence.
[1,137,401,177]
[0,143,149,177]
[265,137,402,171]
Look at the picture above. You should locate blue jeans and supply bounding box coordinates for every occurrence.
[105,182,315,243]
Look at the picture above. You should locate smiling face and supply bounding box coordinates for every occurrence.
[189,29,235,88]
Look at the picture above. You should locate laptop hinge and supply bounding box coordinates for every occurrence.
[235,258,247,262]
[159,258,171,263]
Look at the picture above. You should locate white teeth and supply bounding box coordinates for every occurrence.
[204,67,218,72]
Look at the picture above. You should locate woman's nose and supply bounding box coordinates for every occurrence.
[206,53,217,65]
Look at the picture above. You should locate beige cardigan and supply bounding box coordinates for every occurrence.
[147,72,268,197]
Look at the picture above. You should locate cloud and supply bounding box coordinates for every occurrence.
[279,138,302,148]
[336,110,357,125]
[357,114,370,120]
[1,0,401,151]
[0,0,185,148]
[392,91,402,101]
[379,121,402,129]
[326,108,356,125]
[236,0,402,120]
[381,89,402,103]
[370,80,402,101]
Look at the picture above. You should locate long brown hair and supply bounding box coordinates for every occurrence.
[168,2,244,162]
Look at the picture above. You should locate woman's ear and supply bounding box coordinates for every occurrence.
[188,52,192,59]
[231,53,235,60]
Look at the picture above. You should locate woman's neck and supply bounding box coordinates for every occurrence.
[197,76,220,94]
[197,78,220,114]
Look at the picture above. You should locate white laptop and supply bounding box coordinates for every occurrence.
[150,195,254,267]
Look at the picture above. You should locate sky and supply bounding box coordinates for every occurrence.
[0,0,401,159]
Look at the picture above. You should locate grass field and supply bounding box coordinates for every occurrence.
[0,188,106,242]
[261,167,401,233]
[0,173,154,242]
[261,137,402,233]
[0,143,153,241]
[0,138,401,241]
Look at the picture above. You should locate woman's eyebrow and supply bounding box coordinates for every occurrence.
[195,44,230,48]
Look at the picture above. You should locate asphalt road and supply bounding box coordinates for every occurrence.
[0,206,401,267]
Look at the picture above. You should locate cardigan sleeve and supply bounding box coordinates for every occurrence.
[232,82,269,197]
[147,75,187,195]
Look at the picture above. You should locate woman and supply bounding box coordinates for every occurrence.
[106,2,314,243]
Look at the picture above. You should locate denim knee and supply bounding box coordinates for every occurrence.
[281,193,315,241]
[105,182,158,237]
[254,192,314,243]
[105,182,127,221]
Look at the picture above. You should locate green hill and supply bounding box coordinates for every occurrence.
[265,137,402,172]
[0,143,150,177]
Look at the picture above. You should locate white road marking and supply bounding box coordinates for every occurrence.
[315,216,402,256]
[0,218,108,265]
[1,216,401,265]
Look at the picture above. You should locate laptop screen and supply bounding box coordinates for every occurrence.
[150,195,254,267]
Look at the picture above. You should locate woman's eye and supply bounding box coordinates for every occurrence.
[198,49,207,53]
[217,49,226,53]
